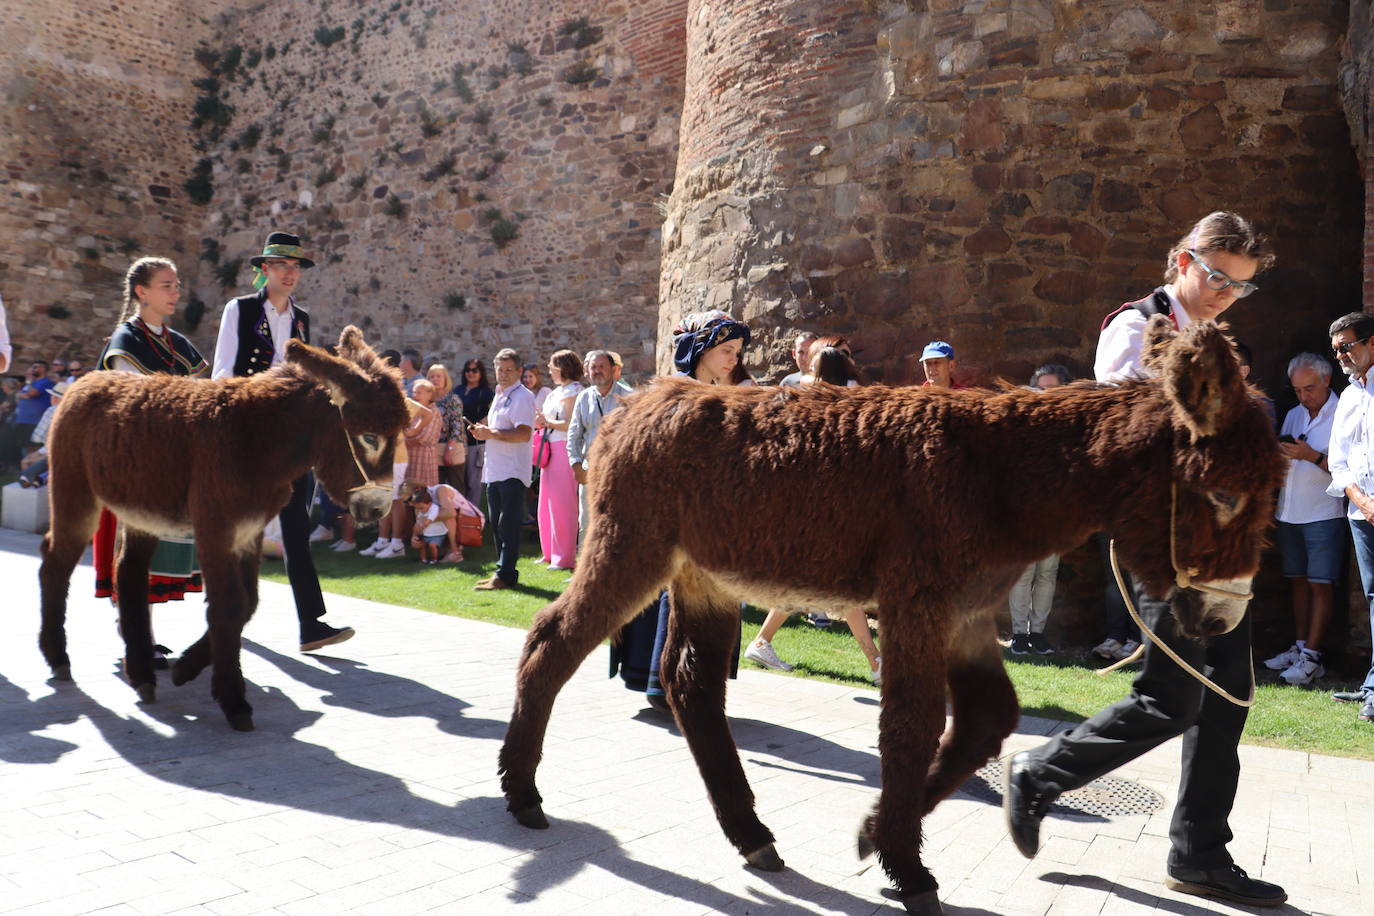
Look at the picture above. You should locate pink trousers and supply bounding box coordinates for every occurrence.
[538,441,579,569]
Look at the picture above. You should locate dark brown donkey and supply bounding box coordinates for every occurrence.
[38,326,407,731]
[499,318,1284,914]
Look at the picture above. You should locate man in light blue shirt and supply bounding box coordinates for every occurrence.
[566,350,633,538]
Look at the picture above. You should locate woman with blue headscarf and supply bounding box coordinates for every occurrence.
[610,311,753,711]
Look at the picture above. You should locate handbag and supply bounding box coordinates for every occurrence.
[531,429,554,469]
[457,511,484,548]
[442,437,466,466]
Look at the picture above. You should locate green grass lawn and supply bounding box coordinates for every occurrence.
[263,530,1373,759]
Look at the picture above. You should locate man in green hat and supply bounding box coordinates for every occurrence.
[212,231,355,653]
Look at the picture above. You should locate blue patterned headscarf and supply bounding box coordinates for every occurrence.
[672,311,751,376]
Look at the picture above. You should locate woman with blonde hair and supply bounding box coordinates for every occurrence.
[428,363,466,488]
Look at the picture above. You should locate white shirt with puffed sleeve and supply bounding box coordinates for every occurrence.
[1094,286,1192,384]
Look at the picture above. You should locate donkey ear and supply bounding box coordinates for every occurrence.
[1159,321,1247,439]
[286,339,370,406]
[336,325,365,359]
[1139,314,1178,374]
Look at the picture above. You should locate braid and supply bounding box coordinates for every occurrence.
[119,256,176,326]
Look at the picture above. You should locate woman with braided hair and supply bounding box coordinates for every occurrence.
[91,258,207,661]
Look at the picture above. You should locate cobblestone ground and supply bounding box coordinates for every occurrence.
[0,528,1366,915]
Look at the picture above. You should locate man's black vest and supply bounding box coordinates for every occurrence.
[1100,287,1178,332]
[230,288,310,377]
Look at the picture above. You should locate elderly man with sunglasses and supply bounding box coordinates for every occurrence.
[1324,312,1374,720]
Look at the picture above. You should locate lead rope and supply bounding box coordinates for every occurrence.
[1097,483,1255,708]
[338,405,391,497]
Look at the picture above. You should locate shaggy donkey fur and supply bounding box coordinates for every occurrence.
[38,327,407,731]
[499,318,1283,914]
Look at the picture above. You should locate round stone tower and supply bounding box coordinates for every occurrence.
[659,0,1364,385]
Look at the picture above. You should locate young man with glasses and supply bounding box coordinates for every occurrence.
[211,231,354,653]
[1006,211,1287,908]
[1324,312,1374,720]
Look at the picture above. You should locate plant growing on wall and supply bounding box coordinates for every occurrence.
[315,166,339,186]
[200,238,221,264]
[422,154,456,182]
[561,17,603,49]
[46,305,72,320]
[420,107,444,137]
[563,60,599,85]
[314,25,346,46]
[451,64,475,102]
[184,158,215,205]
[215,258,242,288]
[182,295,206,332]
[443,292,467,311]
[238,123,262,149]
[480,207,520,248]
[384,194,407,218]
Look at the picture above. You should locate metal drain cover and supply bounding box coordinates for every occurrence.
[961,757,1165,818]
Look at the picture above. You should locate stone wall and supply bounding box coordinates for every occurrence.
[180,0,686,375]
[0,0,237,365]
[660,0,1366,388]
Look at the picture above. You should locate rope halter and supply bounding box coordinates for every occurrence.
[337,404,392,498]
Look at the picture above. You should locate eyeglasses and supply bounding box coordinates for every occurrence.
[1334,338,1369,357]
[1186,250,1259,298]
[464,367,480,373]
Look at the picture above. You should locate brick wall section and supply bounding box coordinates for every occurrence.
[0,0,230,363]
[661,0,1365,387]
[177,0,683,376]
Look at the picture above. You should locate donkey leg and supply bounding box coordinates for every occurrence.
[920,611,1020,814]
[858,603,948,915]
[499,531,674,829]
[198,548,255,731]
[660,569,781,871]
[115,531,160,704]
[174,550,256,687]
[37,491,102,680]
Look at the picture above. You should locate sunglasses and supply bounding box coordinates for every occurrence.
[1334,338,1369,357]
[464,367,481,373]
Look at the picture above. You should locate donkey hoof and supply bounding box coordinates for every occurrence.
[856,832,875,861]
[227,711,255,732]
[880,888,942,915]
[50,665,72,682]
[744,843,785,872]
[512,805,550,830]
[135,683,156,704]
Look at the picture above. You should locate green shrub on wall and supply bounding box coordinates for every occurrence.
[184,158,215,205]
[314,25,346,46]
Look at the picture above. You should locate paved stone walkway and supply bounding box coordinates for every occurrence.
[0,527,1367,915]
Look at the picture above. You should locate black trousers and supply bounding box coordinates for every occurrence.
[278,472,327,632]
[1024,577,1251,869]
[486,477,525,585]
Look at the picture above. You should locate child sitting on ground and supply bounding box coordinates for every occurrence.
[408,488,450,564]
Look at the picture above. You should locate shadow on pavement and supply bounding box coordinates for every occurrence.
[64,679,888,914]
[0,671,82,764]
[243,639,508,740]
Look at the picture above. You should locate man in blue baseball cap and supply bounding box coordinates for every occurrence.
[920,340,966,389]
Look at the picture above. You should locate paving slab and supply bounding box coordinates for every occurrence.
[0,528,1360,914]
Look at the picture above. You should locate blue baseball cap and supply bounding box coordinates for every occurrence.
[920,341,954,361]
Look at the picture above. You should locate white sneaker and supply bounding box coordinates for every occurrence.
[331,540,356,552]
[309,525,334,543]
[374,542,405,559]
[358,541,384,556]
[869,657,882,687]
[1112,639,1142,662]
[1264,644,1302,671]
[744,639,793,671]
[1092,637,1124,660]
[1280,652,1325,685]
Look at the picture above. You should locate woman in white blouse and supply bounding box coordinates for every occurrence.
[535,350,585,570]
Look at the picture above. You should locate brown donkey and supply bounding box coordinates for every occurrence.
[38,326,407,731]
[499,318,1284,914]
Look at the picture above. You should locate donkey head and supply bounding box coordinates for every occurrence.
[286,326,408,524]
[1114,316,1285,639]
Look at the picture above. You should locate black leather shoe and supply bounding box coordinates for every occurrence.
[300,623,355,652]
[1002,752,1055,858]
[1165,863,1286,907]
